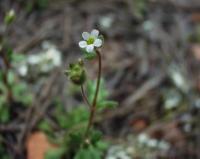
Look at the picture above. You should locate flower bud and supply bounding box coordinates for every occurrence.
[64,59,86,85]
[4,9,16,25]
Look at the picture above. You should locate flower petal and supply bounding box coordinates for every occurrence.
[91,29,99,37]
[86,44,94,53]
[94,39,102,47]
[79,41,87,48]
[82,32,90,40]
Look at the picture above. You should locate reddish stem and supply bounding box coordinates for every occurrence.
[84,50,102,138]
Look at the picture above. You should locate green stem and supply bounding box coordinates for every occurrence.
[1,53,13,102]
[84,50,102,138]
[0,26,13,103]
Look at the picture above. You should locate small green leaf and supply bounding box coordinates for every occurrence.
[60,107,89,129]
[0,96,6,106]
[12,83,33,105]
[7,71,15,85]
[65,131,84,149]
[98,101,118,110]
[90,130,102,144]
[38,120,52,133]
[45,148,65,159]
[0,81,7,93]
[96,141,109,151]
[12,53,26,63]
[74,146,102,159]
[0,103,10,123]
[6,48,14,62]
[74,148,88,159]
[87,79,109,104]
[0,71,3,81]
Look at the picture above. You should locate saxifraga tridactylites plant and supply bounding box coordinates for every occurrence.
[65,29,103,139]
[64,29,117,158]
[0,9,16,103]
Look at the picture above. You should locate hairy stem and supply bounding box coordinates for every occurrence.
[84,50,102,138]
[81,85,91,108]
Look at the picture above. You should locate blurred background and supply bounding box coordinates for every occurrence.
[0,0,200,159]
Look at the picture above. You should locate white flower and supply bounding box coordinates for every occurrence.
[17,64,28,77]
[8,9,15,18]
[138,133,149,145]
[79,29,103,53]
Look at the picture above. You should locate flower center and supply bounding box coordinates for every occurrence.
[87,37,95,45]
